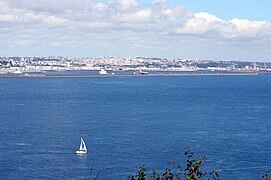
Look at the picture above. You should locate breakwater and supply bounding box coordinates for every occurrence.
[0,73,258,78]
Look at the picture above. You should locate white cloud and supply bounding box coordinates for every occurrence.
[0,14,15,22]
[114,0,138,10]
[95,3,105,11]
[17,39,36,45]
[230,18,271,37]
[120,9,151,23]
[0,0,271,59]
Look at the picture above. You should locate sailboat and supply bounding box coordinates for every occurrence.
[76,138,87,154]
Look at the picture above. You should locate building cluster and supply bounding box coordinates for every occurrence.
[0,56,271,73]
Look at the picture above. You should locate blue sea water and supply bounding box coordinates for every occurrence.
[0,74,270,179]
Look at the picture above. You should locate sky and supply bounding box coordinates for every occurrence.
[140,0,271,21]
[0,0,271,61]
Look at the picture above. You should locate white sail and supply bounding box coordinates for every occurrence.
[79,138,83,150]
[82,139,87,152]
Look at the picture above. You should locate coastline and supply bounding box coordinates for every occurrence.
[0,73,259,78]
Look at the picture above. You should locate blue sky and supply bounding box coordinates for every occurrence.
[0,0,271,61]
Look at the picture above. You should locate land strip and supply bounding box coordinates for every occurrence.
[0,73,259,78]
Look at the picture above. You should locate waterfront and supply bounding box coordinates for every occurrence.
[1,56,271,73]
[0,70,260,78]
[0,75,271,179]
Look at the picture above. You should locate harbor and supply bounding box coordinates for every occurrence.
[0,72,259,78]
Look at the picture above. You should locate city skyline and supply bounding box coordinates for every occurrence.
[0,0,271,61]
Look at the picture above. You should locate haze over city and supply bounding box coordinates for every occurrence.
[1,0,271,61]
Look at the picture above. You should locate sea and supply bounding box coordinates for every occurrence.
[0,72,270,179]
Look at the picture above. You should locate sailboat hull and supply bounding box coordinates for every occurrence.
[76,150,87,154]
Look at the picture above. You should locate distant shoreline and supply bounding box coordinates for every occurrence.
[0,73,259,78]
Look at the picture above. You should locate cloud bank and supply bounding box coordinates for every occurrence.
[0,0,271,60]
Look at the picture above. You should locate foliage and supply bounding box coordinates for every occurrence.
[261,171,271,180]
[128,150,219,180]
[128,166,147,180]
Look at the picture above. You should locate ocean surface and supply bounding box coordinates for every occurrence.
[0,74,270,179]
